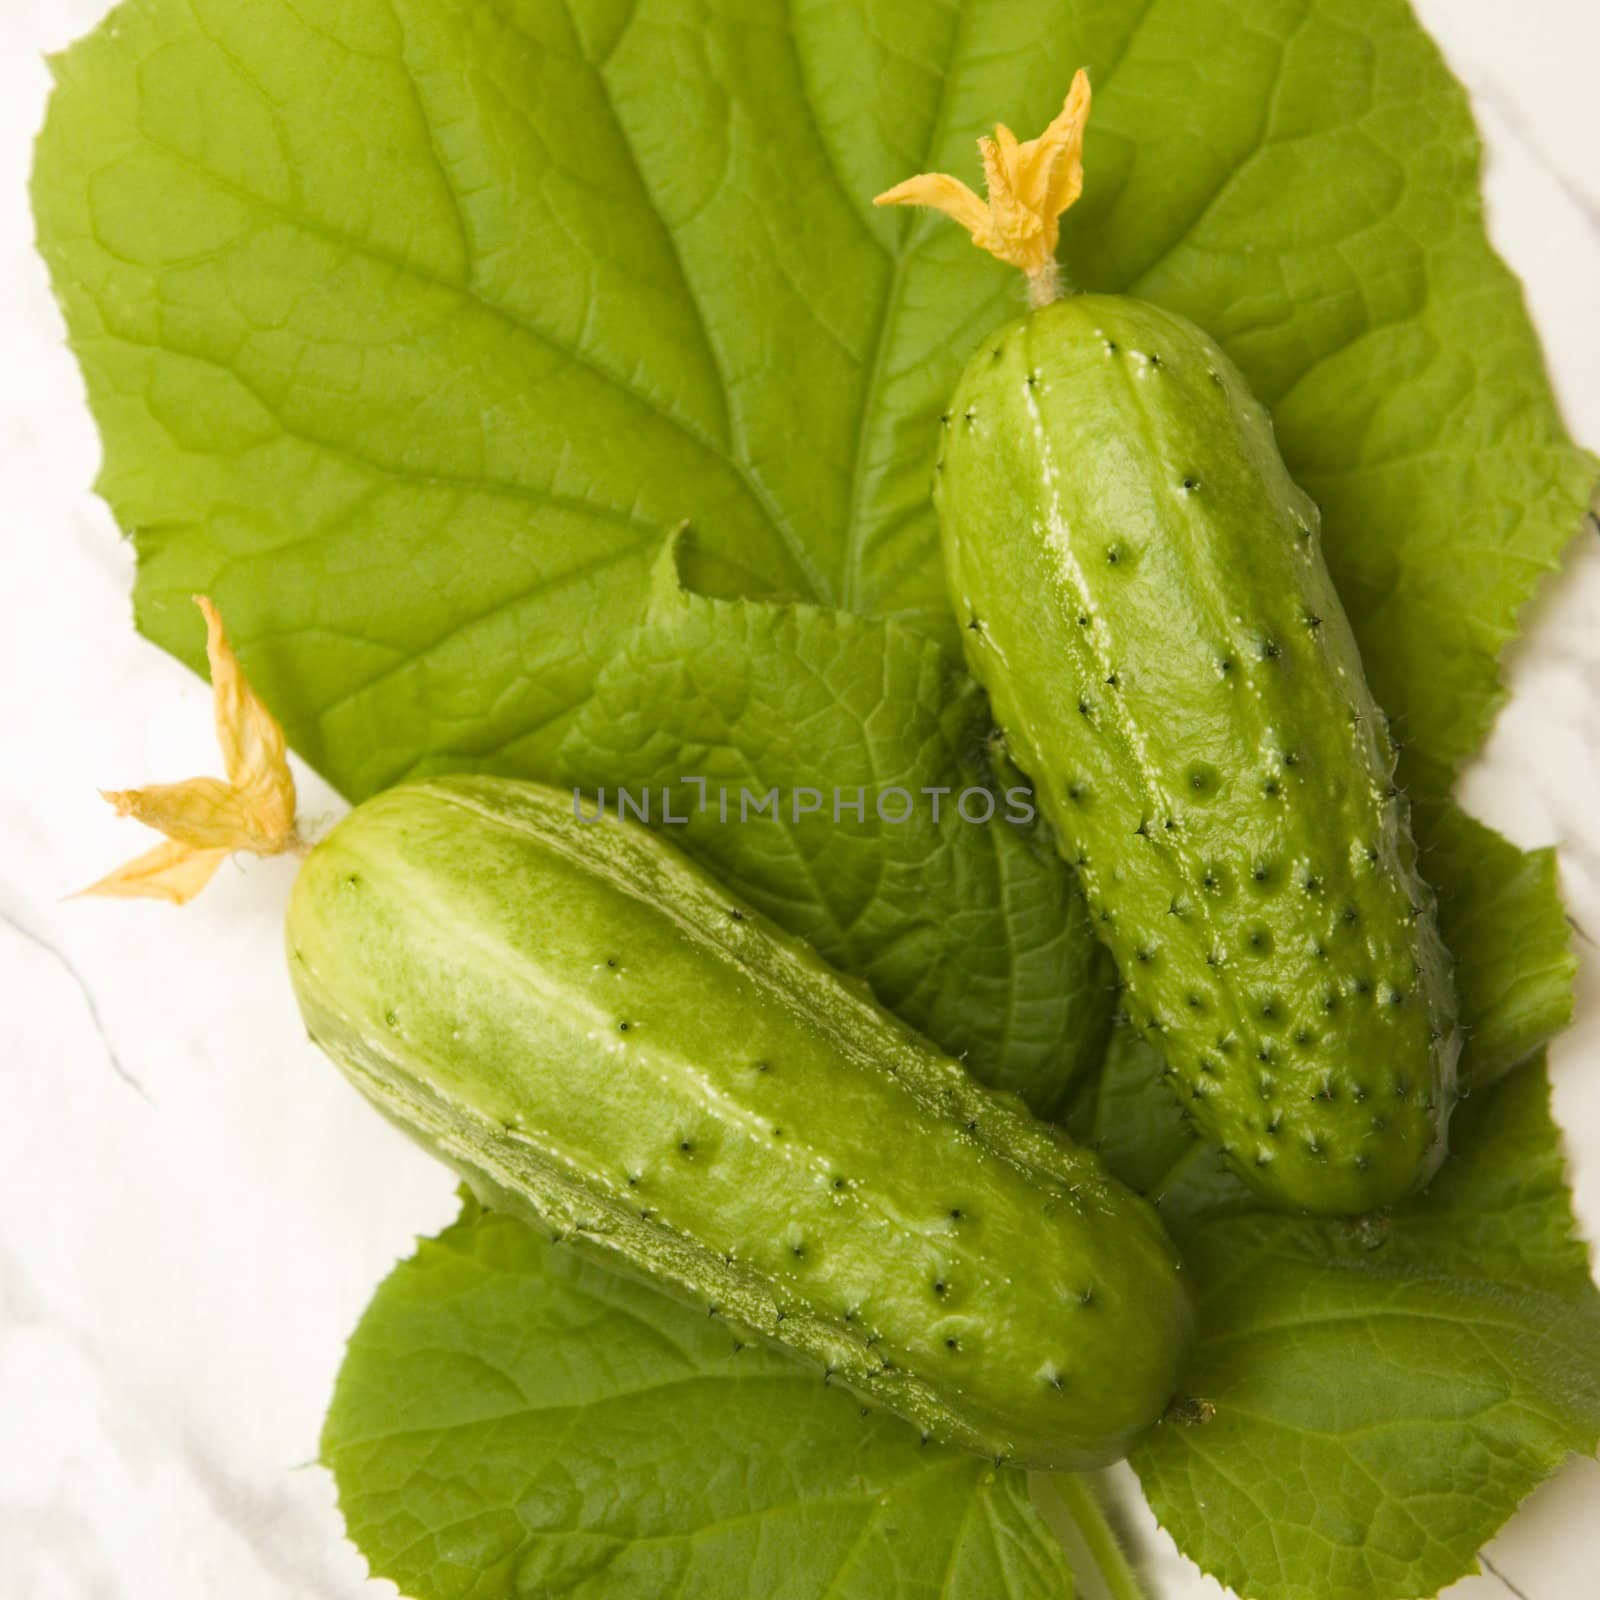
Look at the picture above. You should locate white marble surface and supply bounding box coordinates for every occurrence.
[1,1,1595,1596]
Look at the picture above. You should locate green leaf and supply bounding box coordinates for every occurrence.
[1127,1059,1600,1600]
[1064,1024,1195,1199]
[322,1198,1076,1600]
[556,537,1114,1116]
[1424,802,1576,1089]
[32,0,1594,804]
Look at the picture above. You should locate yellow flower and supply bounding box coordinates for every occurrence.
[82,597,299,904]
[874,69,1091,304]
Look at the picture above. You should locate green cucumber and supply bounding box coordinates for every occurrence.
[937,295,1459,1214]
[287,775,1191,1470]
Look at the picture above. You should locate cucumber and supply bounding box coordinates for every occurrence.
[937,295,1459,1213]
[287,775,1191,1470]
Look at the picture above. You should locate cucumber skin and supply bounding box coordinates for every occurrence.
[287,776,1192,1470]
[937,295,1459,1214]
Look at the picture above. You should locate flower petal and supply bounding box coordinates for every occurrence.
[78,839,231,905]
[870,70,1094,293]
[1018,70,1092,216]
[199,596,296,841]
[873,171,990,237]
[100,778,269,853]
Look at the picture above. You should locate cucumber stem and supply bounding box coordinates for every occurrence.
[1050,1472,1148,1600]
[1028,262,1064,309]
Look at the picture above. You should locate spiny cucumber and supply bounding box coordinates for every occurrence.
[882,75,1459,1213]
[286,776,1193,1469]
[939,297,1458,1213]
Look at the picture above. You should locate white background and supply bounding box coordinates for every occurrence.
[2,2,1596,1596]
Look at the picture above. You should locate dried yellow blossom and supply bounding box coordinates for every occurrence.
[81,597,299,904]
[874,69,1091,305]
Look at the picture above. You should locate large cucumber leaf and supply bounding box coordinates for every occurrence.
[32,0,1594,803]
